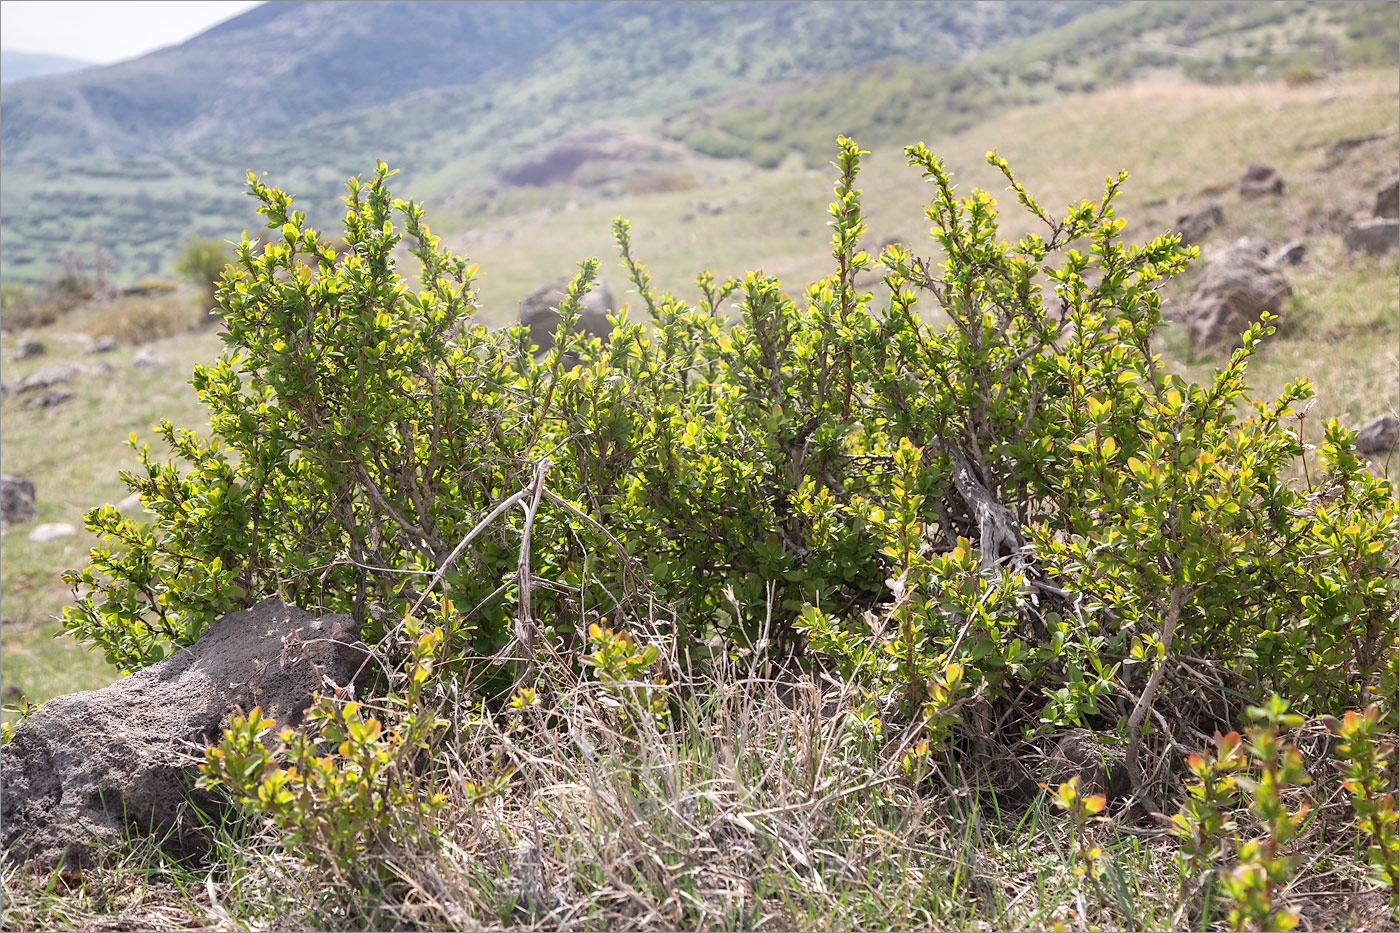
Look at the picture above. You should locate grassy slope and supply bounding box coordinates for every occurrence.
[3,68,1395,714]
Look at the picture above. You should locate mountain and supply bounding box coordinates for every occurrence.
[0,1,601,161]
[0,50,96,85]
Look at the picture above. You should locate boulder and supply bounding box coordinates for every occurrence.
[1174,203,1224,245]
[26,522,75,543]
[1,598,368,868]
[1343,218,1398,256]
[12,338,45,361]
[1,475,37,525]
[1376,180,1399,220]
[1238,164,1284,198]
[86,335,120,355]
[519,276,614,356]
[15,362,83,394]
[1184,239,1291,347]
[1355,416,1399,460]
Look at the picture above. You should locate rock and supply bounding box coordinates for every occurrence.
[1,475,37,525]
[1376,180,1399,220]
[15,362,83,394]
[26,523,75,543]
[1270,241,1307,267]
[86,335,119,355]
[1238,163,1284,198]
[1041,729,1127,799]
[12,338,45,361]
[1224,236,1271,259]
[117,492,145,512]
[519,276,614,357]
[1355,416,1399,460]
[130,346,166,370]
[0,598,368,869]
[1174,203,1224,245]
[22,388,75,410]
[1327,133,1385,161]
[1343,219,1398,256]
[1184,239,1292,347]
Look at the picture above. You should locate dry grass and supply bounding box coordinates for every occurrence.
[3,650,1394,931]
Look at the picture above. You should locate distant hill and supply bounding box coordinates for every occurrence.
[662,0,1400,167]
[2,0,1394,287]
[0,0,1100,164]
[0,50,96,85]
[0,0,1108,284]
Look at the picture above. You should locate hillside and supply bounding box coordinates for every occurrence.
[0,0,1104,285]
[0,51,95,85]
[662,0,1400,167]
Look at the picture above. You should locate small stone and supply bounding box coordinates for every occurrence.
[1269,241,1307,267]
[86,335,120,355]
[117,492,145,512]
[22,388,75,410]
[1355,416,1399,459]
[16,362,83,394]
[1,476,37,525]
[1184,240,1291,347]
[27,523,76,543]
[12,338,45,361]
[1376,180,1399,220]
[1174,203,1224,245]
[518,276,614,357]
[1343,219,1398,256]
[1238,164,1284,198]
[130,347,167,370]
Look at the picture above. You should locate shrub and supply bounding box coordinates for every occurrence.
[63,144,1394,784]
[174,236,230,302]
[91,293,206,344]
[1282,65,1319,86]
[199,616,449,888]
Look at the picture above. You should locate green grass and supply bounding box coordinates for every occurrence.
[1,314,222,710]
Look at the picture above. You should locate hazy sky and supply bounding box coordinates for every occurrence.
[1,1,264,64]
